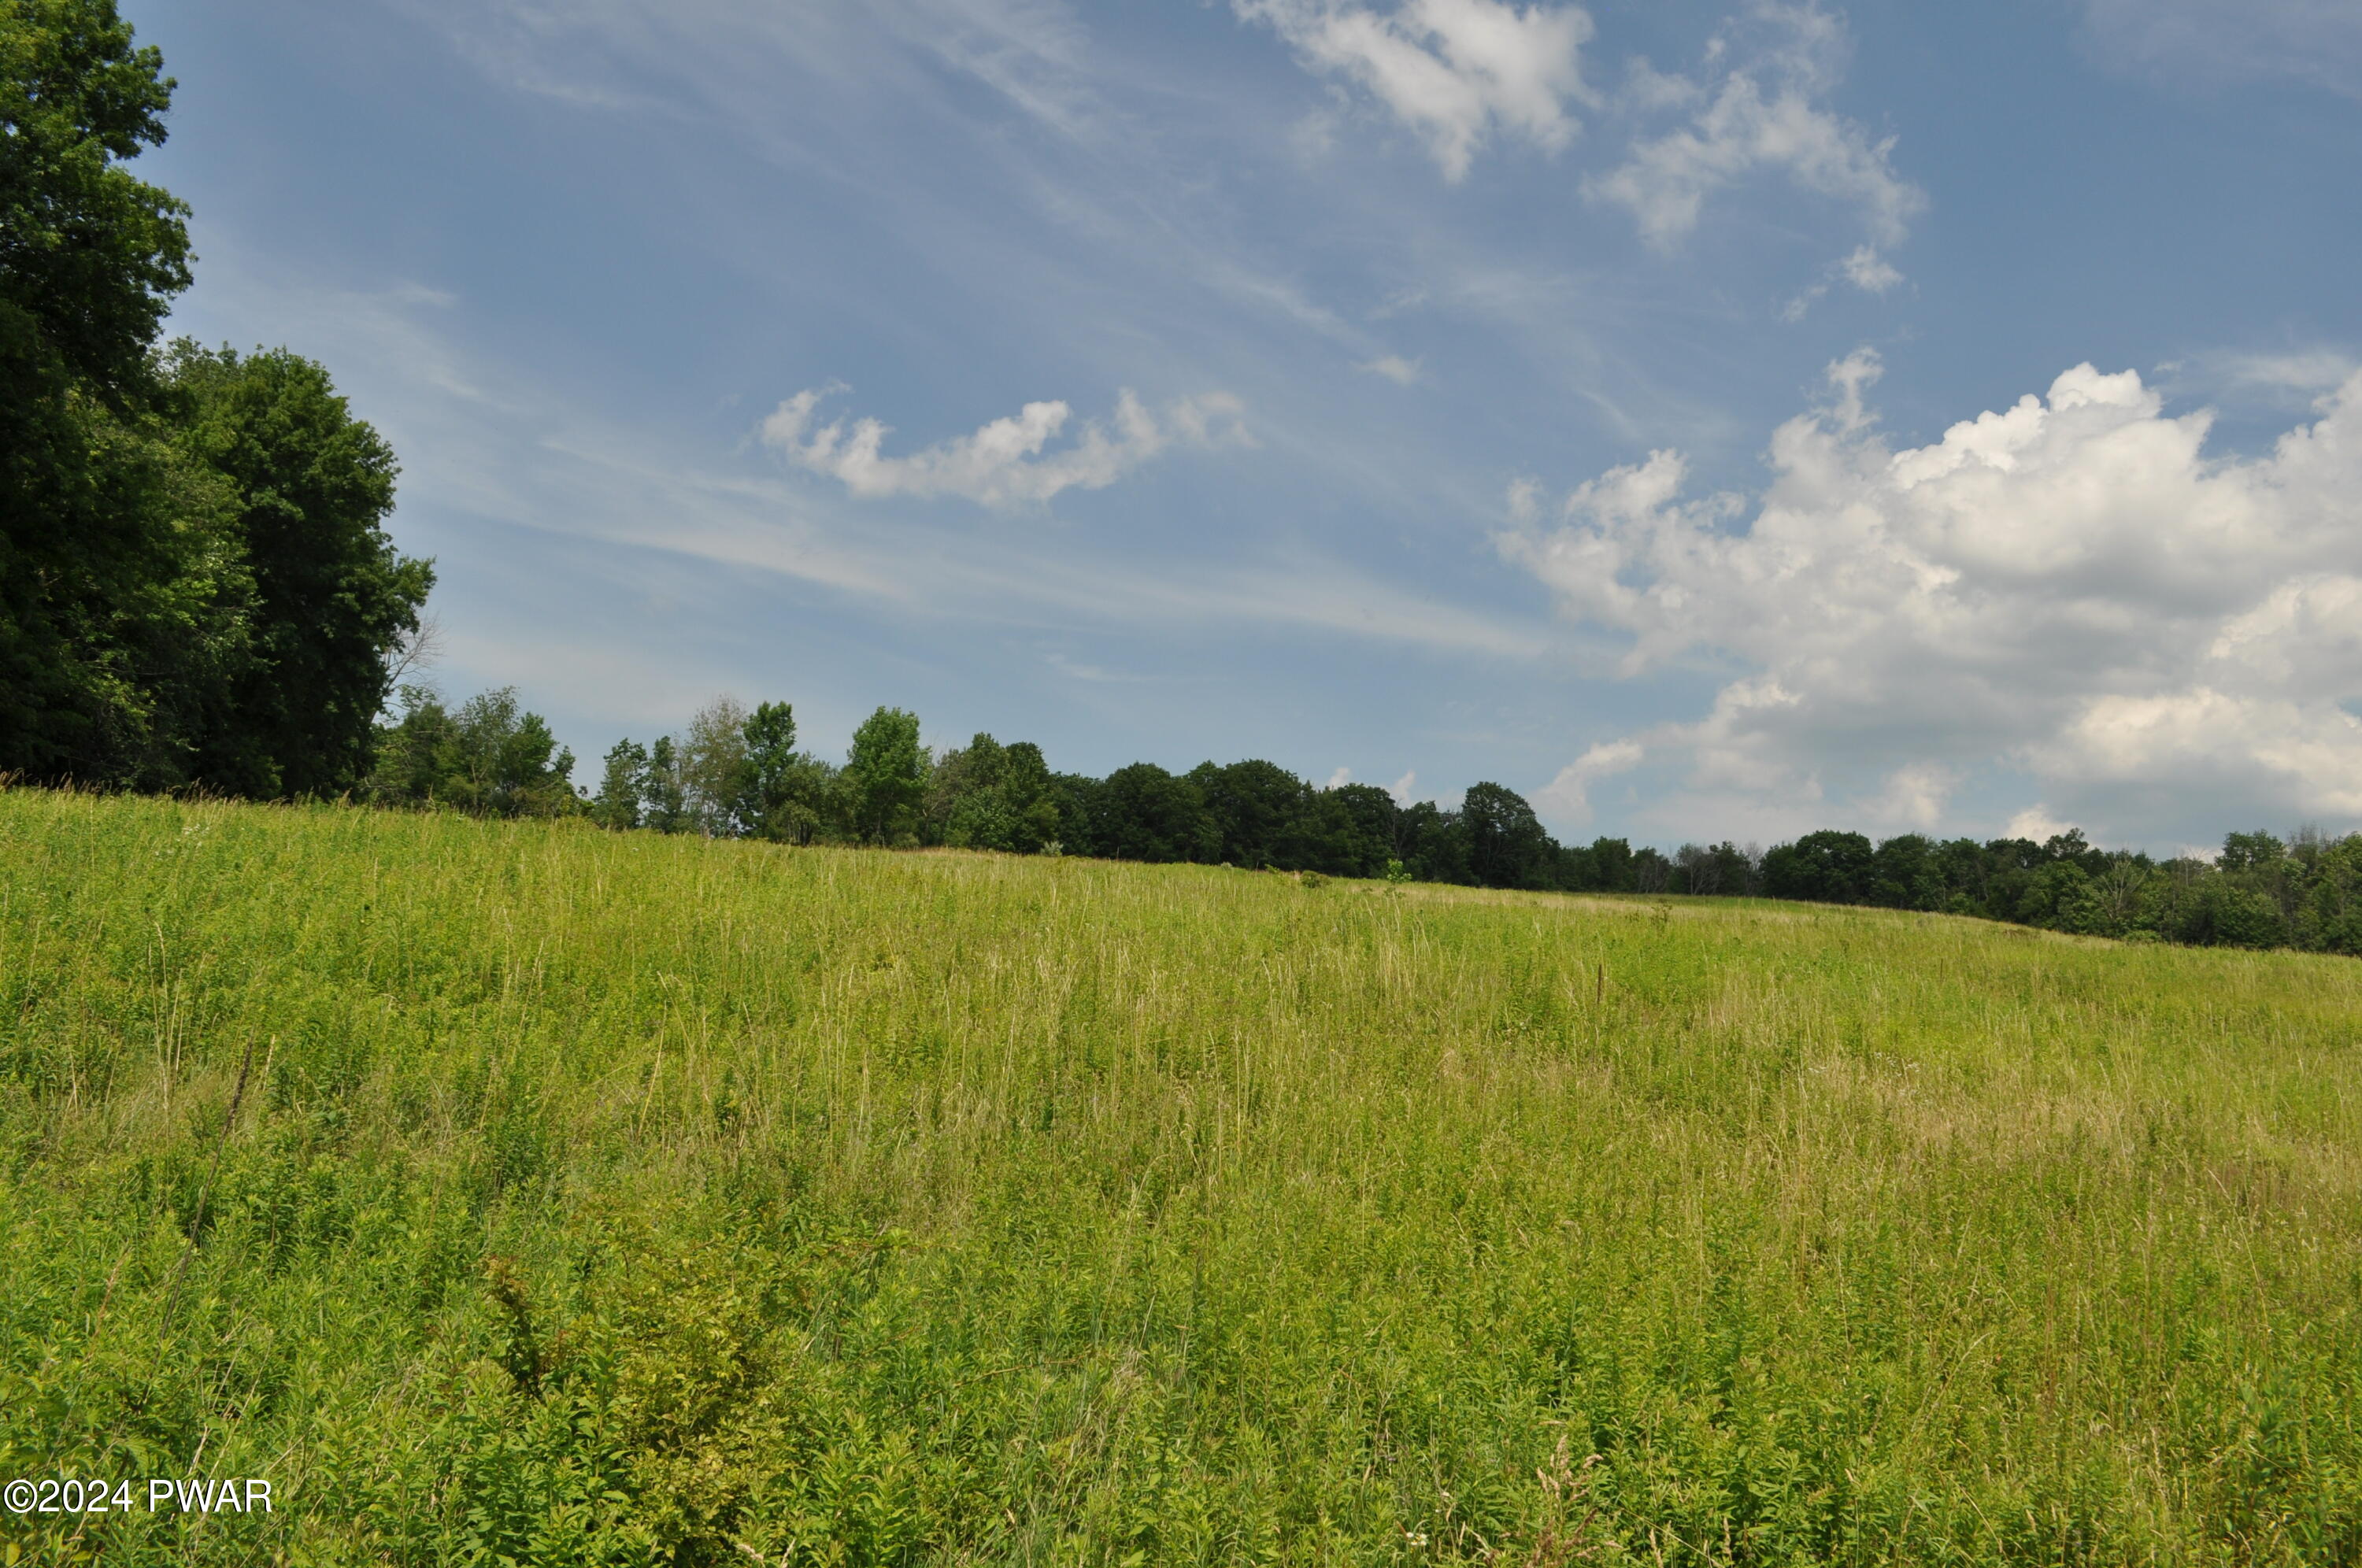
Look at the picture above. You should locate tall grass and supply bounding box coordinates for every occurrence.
[2,786,2357,1564]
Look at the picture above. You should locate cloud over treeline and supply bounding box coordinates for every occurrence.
[1504,351,2362,843]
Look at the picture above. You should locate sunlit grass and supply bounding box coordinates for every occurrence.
[2,786,2358,1564]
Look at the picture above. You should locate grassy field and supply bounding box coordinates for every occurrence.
[1,788,2358,1566]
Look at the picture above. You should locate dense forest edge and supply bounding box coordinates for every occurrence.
[7,0,2357,959]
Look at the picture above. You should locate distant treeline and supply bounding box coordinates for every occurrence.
[1750,828,2362,955]
[361,689,2362,957]
[361,690,1642,888]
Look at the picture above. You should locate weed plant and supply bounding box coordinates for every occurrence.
[1,788,2358,1564]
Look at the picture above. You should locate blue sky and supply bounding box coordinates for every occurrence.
[143,0,2362,850]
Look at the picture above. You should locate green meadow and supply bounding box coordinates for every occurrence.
[2,787,2358,1566]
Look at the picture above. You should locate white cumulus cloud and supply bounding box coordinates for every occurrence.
[1535,738,1643,823]
[1592,5,1923,285]
[1235,0,1595,180]
[2005,805,2078,843]
[1501,349,2362,843]
[763,386,1250,508]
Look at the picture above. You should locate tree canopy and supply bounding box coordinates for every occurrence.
[168,343,431,796]
[1,0,198,782]
[0,3,431,795]
[0,0,189,400]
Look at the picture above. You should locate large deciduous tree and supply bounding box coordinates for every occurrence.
[592,738,649,830]
[1461,782,1552,890]
[1760,830,1877,904]
[737,699,832,843]
[738,701,798,830]
[1187,759,1315,870]
[679,695,750,835]
[0,0,187,399]
[1301,782,1396,878]
[928,733,1061,853]
[642,736,690,834]
[0,0,202,780]
[167,342,431,797]
[844,706,927,845]
[0,6,432,793]
[1098,763,1217,864]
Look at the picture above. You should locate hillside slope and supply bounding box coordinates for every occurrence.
[2,789,2358,1564]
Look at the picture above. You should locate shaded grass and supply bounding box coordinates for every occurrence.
[2,786,2359,1563]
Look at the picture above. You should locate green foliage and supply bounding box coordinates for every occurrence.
[1760,830,1877,903]
[1749,825,2362,957]
[438,686,2362,969]
[0,6,430,803]
[362,686,579,818]
[1460,780,1554,890]
[742,701,798,799]
[927,733,1061,853]
[1389,798,1468,885]
[677,697,750,837]
[592,738,648,830]
[0,0,188,400]
[642,736,690,835]
[1098,761,1218,863]
[530,694,1674,915]
[1187,759,1309,869]
[0,13,429,798]
[842,706,927,845]
[0,0,202,783]
[0,332,419,799]
[5,786,2362,1563]
[0,384,251,787]
[737,700,826,843]
[162,342,431,797]
[1306,782,1398,877]
[592,701,837,844]
[1672,841,1755,898]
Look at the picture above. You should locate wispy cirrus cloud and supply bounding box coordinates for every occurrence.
[2079,0,2362,98]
